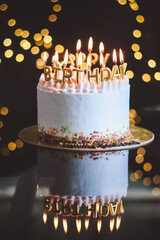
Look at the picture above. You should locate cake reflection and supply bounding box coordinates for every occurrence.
[37,149,129,233]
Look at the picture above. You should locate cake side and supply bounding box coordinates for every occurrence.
[37,74,131,148]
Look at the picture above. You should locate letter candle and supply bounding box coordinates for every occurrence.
[63,49,72,83]
[119,48,127,78]
[76,39,81,66]
[111,49,120,80]
[43,52,52,81]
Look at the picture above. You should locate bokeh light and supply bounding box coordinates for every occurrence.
[22,41,31,50]
[133,29,142,38]
[154,72,160,81]
[0,121,3,129]
[135,154,144,164]
[153,175,160,185]
[129,109,137,119]
[36,58,45,69]
[4,49,13,58]
[137,147,146,156]
[53,4,62,12]
[22,30,30,38]
[136,15,145,23]
[44,35,52,44]
[152,187,160,196]
[3,38,12,47]
[48,14,57,22]
[148,59,156,68]
[31,46,40,55]
[8,142,16,151]
[41,51,49,59]
[131,43,140,52]
[8,19,16,27]
[35,40,44,46]
[15,28,23,37]
[41,29,49,36]
[135,170,143,179]
[0,107,9,116]
[15,54,24,62]
[34,33,42,41]
[126,70,134,79]
[0,3,8,11]
[142,73,151,82]
[44,42,53,49]
[117,0,127,5]
[1,147,9,156]
[134,51,142,60]
[129,2,139,11]
[130,173,137,182]
[15,139,24,149]
[51,0,58,2]
[55,44,64,53]
[143,162,152,172]
[143,177,151,186]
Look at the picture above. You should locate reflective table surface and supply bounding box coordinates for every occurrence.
[0,108,160,240]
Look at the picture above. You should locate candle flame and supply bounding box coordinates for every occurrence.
[54,216,59,230]
[77,51,82,68]
[116,216,121,230]
[43,52,47,64]
[113,49,117,64]
[100,52,104,67]
[55,50,59,64]
[110,218,115,232]
[99,42,104,53]
[76,39,81,52]
[63,218,68,234]
[76,219,82,234]
[119,48,124,64]
[97,219,102,233]
[64,49,68,66]
[87,55,91,68]
[88,37,93,52]
[85,219,89,231]
[43,212,47,224]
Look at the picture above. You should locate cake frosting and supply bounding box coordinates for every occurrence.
[37,73,131,148]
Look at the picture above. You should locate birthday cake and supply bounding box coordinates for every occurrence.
[37,38,133,148]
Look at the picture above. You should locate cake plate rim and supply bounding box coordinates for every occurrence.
[18,125,154,152]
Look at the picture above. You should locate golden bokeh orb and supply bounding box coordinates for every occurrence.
[154,72,160,81]
[8,142,16,151]
[41,29,49,36]
[143,162,152,172]
[48,14,57,22]
[55,44,64,53]
[130,173,137,182]
[142,73,151,82]
[0,121,3,129]
[148,59,156,68]
[3,38,12,47]
[15,28,23,37]
[35,40,44,46]
[0,3,8,11]
[44,35,52,44]
[22,41,31,50]
[131,43,140,52]
[0,107,9,115]
[152,187,160,196]
[126,70,134,79]
[34,33,42,41]
[118,0,127,5]
[153,175,160,185]
[15,139,24,149]
[143,177,151,186]
[135,154,144,164]
[134,51,142,60]
[51,0,58,2]
[53,4,62,12]
[15,54,24,62]
[135,170,143,179]
[133,29,142,38]
[36,58,44,69]
[136,15,145,23]
[137,147,146,156]
[129,2,139,11]
[22,30,30,38]
[5,49,13,58]
[31,46,40,55]
[44,42,53,49]
[8,19,16,27]
[41,51,49,60]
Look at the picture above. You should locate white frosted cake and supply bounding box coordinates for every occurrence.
[37,41,134,148]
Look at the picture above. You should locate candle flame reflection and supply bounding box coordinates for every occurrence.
[97,219,102,233]
[110,218,115,232]
[76,219,82,234]
[63,218,68,234]
[113,49,117,64]
[54,216,59,230]
[43,212,47,224]
[85,218,89,231]
[116,216,121,230]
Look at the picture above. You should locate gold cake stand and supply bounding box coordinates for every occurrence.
[18,125,154,152]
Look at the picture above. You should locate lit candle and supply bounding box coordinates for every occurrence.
[87,55,91,71]
[100,52,105,68]
[119,48,127,78]
[55,50,59,67]
[88,36,93,54]
[63,49,68,68]
[76,39,81,53]
[111,49,120,80]
[43,52,52,81]
[77,51,82,69]
[99,42,104,54]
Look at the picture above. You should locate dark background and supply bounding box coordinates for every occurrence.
[0,1,160,240]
